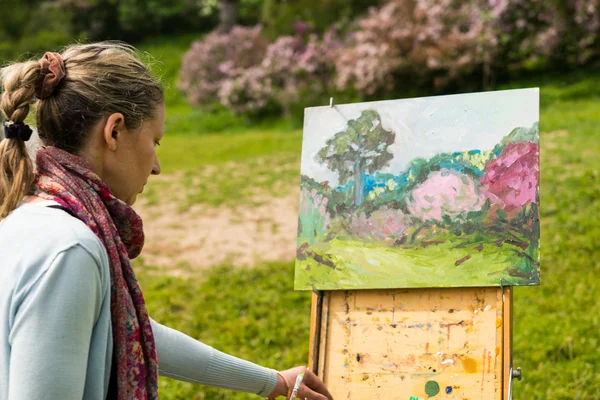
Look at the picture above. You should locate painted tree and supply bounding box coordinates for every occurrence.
[316,109,395,207]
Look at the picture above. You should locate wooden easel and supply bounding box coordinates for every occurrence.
[308,287,519,399]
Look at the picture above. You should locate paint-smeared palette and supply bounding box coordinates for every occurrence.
[295,88,540,290]
[315,288,504,399]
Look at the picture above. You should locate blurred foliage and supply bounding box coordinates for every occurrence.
[57,0,218,42]
[0,0,378,54]
[0,0,76,63]
[260,0,379,38]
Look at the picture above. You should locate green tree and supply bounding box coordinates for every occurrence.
[316,109,395,207]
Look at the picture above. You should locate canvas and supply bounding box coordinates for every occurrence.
[295,88,540,290]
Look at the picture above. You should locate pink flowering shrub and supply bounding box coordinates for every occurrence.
[179,2,599,114]
[480,142,539,212]
[217,66,272,115]
[179,25,341,115]
[334,0,498,94]
[334,0,599,96]
[487,0,599,65]
[250,30,340,115]
[178,26,268,106]
[297,187,332,245]
[494,0,564,65]
[350,207,409,240]
[407,169,487,222]
[573,0,600,64]
[227,32,339,115]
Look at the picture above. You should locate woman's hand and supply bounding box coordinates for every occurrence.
[267,366,333,400]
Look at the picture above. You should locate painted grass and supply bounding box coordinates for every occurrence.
[295,237,535,290]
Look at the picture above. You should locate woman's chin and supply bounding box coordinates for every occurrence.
[125,193,138,206]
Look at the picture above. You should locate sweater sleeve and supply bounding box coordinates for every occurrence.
[8,245,104,400]
[150,319,278,397]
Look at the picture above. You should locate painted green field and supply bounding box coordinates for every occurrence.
[295,237,536,290]
[133,37,600,400]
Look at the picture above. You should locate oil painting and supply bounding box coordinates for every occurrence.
[295,88,540,290]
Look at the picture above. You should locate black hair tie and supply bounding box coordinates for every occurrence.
[2,120,33,142]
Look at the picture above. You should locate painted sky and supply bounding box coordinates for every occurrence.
[301,88,539,187]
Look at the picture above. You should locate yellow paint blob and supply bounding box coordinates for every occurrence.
[496,317,503,328]
[461,356,478,373]
[495,347,500,357]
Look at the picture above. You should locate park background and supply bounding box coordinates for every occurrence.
[1,0,598,398]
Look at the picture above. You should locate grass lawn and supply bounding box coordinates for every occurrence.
[133,34,600,400]
[142,130,302,208]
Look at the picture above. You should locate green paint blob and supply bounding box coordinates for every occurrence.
[424,381,440,397]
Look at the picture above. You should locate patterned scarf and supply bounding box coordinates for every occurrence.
[32,146,159,399]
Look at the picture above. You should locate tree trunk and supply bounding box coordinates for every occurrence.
[218,0,239,33]
[354,158,363,207]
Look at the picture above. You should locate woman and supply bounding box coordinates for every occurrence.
[0,43,332,400]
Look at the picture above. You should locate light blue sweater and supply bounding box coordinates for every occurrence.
[0,201,278,399]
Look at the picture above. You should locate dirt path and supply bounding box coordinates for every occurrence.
[134,189,300,274]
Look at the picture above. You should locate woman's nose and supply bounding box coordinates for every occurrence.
[151,156,161,175]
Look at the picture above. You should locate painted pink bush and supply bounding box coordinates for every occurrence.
[480,142,539,212]
[408,169,486,222]
[351,207,409,239]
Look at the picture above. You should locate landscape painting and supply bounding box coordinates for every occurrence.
[295,88,540,290]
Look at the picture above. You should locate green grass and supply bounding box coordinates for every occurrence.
[133,34,600,399]
[136,263,311,400]
[509,74,600,399]
[141,130,302,208]
[155,130,302,173]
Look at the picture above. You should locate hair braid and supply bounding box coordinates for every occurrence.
[0,61,39,219]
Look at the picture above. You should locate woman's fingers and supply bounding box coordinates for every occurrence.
[300,370,333,400]
[298,384,328,400]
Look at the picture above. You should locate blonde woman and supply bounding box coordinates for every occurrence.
[0,43,332,400]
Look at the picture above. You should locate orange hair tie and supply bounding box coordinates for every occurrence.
[36,51,65,99]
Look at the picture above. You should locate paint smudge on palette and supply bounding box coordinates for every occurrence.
[295,88,540,290]
[424,380,440,396]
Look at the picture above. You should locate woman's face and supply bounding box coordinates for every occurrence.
[100,104,165,206]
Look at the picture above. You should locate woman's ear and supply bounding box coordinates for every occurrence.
[103,113,126,152]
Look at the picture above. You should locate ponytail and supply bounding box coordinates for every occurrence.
[0,61,39,219]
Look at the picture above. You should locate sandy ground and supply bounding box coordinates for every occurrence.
[134,189,300,274]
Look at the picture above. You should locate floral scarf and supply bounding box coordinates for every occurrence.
[33,146,159,399]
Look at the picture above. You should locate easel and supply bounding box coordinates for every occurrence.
[308,287,521,399]
[302,98,526,399]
